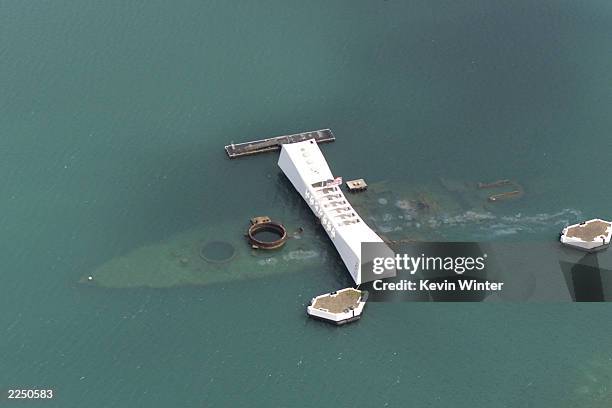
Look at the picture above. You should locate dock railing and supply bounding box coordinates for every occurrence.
[225,128,335,158]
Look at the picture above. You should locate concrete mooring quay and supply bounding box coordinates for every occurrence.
[225,129,335,158]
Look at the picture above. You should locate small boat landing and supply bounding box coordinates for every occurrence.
[307,288,367,325]
[225,129,335,158]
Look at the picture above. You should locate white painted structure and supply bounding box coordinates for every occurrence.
[307,288,366,325]
[278,139,389,284]
[560,218,612,252]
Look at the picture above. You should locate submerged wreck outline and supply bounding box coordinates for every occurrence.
[84,130,586,290]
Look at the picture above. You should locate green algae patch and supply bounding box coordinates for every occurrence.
[82,177,555,289]
[83,222,328,289]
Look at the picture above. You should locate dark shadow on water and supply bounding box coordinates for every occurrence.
[561,253,607,302]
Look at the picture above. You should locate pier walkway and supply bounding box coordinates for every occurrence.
[225,129,334,158]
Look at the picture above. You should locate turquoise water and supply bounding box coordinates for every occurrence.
[2,0,612,406]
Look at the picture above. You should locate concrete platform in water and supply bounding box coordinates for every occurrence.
[560,218,612,252]
[346,178,368,192]
[307,288,367,325]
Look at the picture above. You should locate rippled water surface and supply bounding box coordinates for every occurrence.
[2,1,612,406]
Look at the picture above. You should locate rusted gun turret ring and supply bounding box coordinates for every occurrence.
[247,218,288,250]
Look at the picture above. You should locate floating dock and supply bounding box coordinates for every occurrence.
[225,129,335,159]
[307,288,367,325]
[560,218,612,252]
